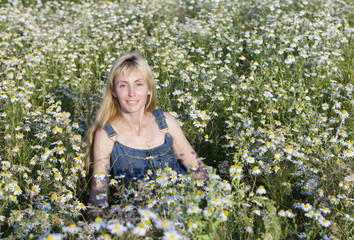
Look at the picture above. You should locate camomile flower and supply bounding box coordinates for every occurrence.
[298,232,307,238]
[106,222,127,236]
[340,110,349,120]
[1,161,11,170]
[344,176,352,182]
[187,206,202,214]
[138,209,157,220]
[246,156,255,164]
[343,148,354,158]
[220,180,232,191]
[162,230,184,240]
[154,219,174,230]
[245,226,253,233]
[75,202,86,211]
[305,179,317,190]
[132,222,146,236]
[278,210,287,217]
[230,165,242,174]
[10,95,18,103]
[203,208,213,217]
[41,201,51,211]
[12,145,20,153]
[211,197,223,206]
[110,205,120,213]
[195,179,204,187]
[301,203,312,212]
[318,217,331,227]
[189,165,197,171]
[322,103,329,110]
[187,221,198,232]
[232,172,243,180]
[251,166,262,175]
[62,223,81,234]
[16,133,24,139]
[256,185,266,195]
[90,217,106,231]
[123,205,136,212]
[94,173,109,183]
[96,193,107,200]
[4,134,11,140]
[52,126,63,134]
[109,178,118,186]
[39,234,66,240]
[252,208,261,216]
[13,185,22,196]
[57,146,65,155]
[141,218,153,230]
[219,210,230,221]
[72,145,80,151]
[97,234,111,240]
[54,172,63,181]
[284,57,293,64]
[305,211,314,218]
[320,207,331,214]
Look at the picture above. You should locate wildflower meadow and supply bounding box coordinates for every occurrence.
[0,0,353,239]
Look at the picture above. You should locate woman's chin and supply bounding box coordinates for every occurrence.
[121,105,145,114]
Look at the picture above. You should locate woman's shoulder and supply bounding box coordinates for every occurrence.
[162,111,176,121]
[94,125,115,146]
[95,127,108,137]
[162,111,181,130]
[162,111,190,146]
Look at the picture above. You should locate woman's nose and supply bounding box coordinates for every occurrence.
[128,86,135,96]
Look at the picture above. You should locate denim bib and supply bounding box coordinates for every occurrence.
[103,109,188,183]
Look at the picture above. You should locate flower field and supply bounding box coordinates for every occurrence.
[0,0,353,239]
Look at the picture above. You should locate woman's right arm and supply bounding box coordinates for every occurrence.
[89,128,113,207]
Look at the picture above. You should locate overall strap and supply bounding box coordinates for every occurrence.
[103,123,117,138]
[152,109,168,130]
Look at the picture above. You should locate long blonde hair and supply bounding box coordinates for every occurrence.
[85,52,156,171]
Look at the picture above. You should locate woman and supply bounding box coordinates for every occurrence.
[86,52,207,207]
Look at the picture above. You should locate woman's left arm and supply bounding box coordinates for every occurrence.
[164,112,208,182]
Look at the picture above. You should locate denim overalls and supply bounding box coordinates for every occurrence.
[103,109,188,183]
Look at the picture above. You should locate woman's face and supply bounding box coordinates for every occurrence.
[113,69,151,114]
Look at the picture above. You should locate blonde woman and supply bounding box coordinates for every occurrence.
[86,52,207,207]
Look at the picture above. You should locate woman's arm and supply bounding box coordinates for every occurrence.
[89,128,113,207]
[164,112,208,182]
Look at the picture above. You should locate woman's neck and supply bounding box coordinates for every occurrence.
[120,111,148,136]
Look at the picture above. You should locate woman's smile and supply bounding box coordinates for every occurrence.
[126,100,139,105]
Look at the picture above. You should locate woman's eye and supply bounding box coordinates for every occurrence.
[119,84,126,88]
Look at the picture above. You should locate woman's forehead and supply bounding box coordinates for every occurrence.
[114,68,144,81]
